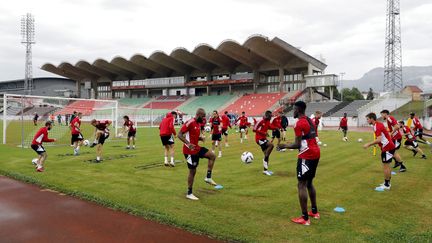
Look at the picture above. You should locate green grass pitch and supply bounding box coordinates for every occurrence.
[0,125,431,242]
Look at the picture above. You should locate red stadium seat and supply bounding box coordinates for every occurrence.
[223,93,286,116]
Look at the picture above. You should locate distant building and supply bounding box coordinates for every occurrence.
[401,85,423,101]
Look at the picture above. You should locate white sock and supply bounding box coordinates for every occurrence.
[263,160,269,170]
[132,145,135,148]
[164,157,168,163]
[97,156,100,161]
[219,151,222,156]
[240,138,243,143]
[170,157,174,163]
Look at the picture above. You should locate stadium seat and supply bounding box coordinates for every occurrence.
[177,95,235,115]
[223,93,286,116]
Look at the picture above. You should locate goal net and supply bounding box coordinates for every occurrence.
[2,94,118,147]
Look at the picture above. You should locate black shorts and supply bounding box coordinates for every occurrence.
[212,134,222,141]
[221,128,228,136]
[404,140,418,148]
[31,144,46,155]
[393,139,402,150]
[256,139,270,151]
[71,133,84,142]
[340,126,348,132]
[297,158,319,181]
[239,125,247,130]
[415,129,424,138]
[160,135,174,146]
[381,149,395,163]
[98,133,109,145]
[128,131,136,138]
[272,129,281,139]
[281,127,287,131]
[184,147,209,169]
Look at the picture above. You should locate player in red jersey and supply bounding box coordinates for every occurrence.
[399,121,427,159]
[159,112,177,166]
[178,108,219,201]
[270,111,283,147]
[209,111,223,158]
[221,111,232,147]
[409,112,430,144]
[70,112,84,156]
[339,113,348,141]
[236,111,249,143]
[380,110,407,172]
[311,111,322,143]
[253,110,277,176]
[278,101,320,226]
[90,119,112,163]
[123,115,136,150]
[31,121,56,172]
[364,112,398,190]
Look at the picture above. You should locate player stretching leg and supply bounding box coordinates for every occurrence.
[278,101,320,225]
[210,111,223,158]
[221,111,231,147]
[380,110,407,172]
[31,121,56,172]
[90,119,111,163]
[399,121,426,159]
[123,116,136,149]
[178,108,218,201]
[410,112,430,145]
[70,112,84,155]
[253,110,277,176]
[159,112,177,167]
[363,112,396,190]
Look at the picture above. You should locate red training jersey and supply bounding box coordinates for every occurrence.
[124,120,136,132]
[32,127,55,145]
[401,125,415,142]
[209,116,222,135]
[180,118,202,155]
[385,116,402,140]
[271,116,282,130]
[340,117,348,127]
[159,113,176,136]
[294,116,320,160]
[373,121,395,152]
[95,120,110,133]
[221,115,231,129]
[237,116,248,127]
[253,118,275,142]
[70,117,81,135]
[412,117,423,130]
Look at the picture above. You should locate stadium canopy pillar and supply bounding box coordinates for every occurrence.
[229,84,232,94]
[91,80,98,99]
[279,67,284,93]
[253,70,259,93]
[206,86,211,96]
[146,89,149,97]
[128,89,132,98]
[76,80,81,98]
[329,86,334,100]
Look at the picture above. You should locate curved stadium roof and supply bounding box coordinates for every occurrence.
[41,34,327,81]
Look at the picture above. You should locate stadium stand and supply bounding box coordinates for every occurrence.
[20,106,59,116]
[324,101,351,116]
[177,95,235,115]
[286,102,341,117]
[223,93,286,116]
[119,98,151,107]
[332,100,371,117]
[143,96,188,110]
[55,100,111,116]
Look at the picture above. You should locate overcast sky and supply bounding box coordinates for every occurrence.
[0,0,431,81]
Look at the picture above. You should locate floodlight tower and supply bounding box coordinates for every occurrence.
[21,13,35,95]
[384,0,403,92]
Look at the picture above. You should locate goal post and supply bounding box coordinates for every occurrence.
[2,93,118,147]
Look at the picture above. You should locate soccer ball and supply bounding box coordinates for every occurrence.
[204,126,211,132]
[240,128,245,133]
[117,133,123,138]
[342,137,348,142]
[31,158,38,165]
[241,151,254,164]
[83,140,90,146]
[317,141,322,146]
[358,138,363,143]
[323,144,327,147]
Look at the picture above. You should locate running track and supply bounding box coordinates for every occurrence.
[0,176,220,242]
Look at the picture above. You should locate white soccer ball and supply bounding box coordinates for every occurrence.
[358,138,363,143]
[240,128,245,133]
[342,137,348,142]
[32,158,38,165]
[241,151,254,164]
[117,133,123,138]
[323,144,327,147]
[317,141,322,146]
[204,126,211,132]
[83,140,90,146]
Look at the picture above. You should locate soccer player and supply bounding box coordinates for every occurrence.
[277,101,320,226]
[380,110,407,172]
[253,110,277,176]
[178,108,218,201]
[363,112,396,190]
[410,112,430,144]
[123,115,136,149]
[33,113,39,126]
[159,111,177,167]
[31,121,56,172]
[70,112,84,156]
[50,114,55,125]
[57,114,62,125]
[236,111,249,143]
[281,113,289,141]
[270,111,283,147]
[339,113,348,141]
[221,111,232,147]
[90,119,111,163]
[399,120,426,159]
[69,111,78,145]
[209,111,223,158]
